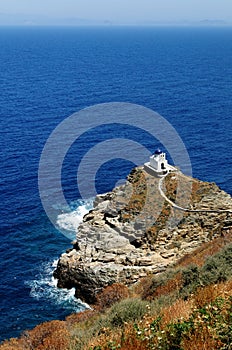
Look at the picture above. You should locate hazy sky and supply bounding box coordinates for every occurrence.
[0,0,232,23]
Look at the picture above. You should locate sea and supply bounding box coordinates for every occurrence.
[0,26,231,341]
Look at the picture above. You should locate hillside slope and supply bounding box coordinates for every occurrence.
[1,167,232,349]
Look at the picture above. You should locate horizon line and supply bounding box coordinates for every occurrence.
[0,23,232,28]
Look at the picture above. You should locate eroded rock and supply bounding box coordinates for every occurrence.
[54,168,232,304]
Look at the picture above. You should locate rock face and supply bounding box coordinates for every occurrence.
[54,168,232,304]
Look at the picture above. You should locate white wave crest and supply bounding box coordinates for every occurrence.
[56,199,93,235]
[25,260,89,312]
[25,200,94,311]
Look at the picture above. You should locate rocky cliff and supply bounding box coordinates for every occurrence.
[54,167,232,304]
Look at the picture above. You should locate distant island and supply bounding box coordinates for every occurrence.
[0,13,230,26]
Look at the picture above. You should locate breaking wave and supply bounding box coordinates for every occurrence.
[25,259,89,312]
[56,199,94,238]
[25,200,93,315]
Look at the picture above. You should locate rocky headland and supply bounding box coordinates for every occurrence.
[54,167,232,304]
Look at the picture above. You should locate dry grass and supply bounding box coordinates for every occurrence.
[181,326,222,350]
[2,280,232,350]
[23,320,70,350]
[153,272,182,298]
[0,321,70,350]
[0,338,26,350]
[161,298,193,325]
[66,310,97,327]
[134,237,232,302]
[86,283,232,350]
[177,233,232,267]
[95,283,130,311]
[193,279,232,309]
[1,232,232,350]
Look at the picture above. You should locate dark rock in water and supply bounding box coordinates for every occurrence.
[54,167,232,304]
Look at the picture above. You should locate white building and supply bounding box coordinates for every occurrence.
[144,149,175,177]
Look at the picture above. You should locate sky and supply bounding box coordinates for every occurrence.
[0,0,232,25]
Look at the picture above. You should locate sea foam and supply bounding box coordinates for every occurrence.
[25,199,93,312]
[56,199,93,236]
[26,259,89,312]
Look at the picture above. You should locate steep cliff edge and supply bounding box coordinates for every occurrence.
[54,168,232,304]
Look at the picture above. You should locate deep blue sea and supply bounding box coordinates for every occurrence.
[0,26,232,341]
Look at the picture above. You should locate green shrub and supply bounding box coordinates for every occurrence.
[141,269,181,300]
[180,244,232,299]
[180,264,201,298]
[134,295,232,350]
[201,244,232,285]
[108,298,148,327]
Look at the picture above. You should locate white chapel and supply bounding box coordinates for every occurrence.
[144,149,175,177]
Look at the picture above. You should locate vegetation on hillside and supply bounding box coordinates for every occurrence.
[1,234,232,350]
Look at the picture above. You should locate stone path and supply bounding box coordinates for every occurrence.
[158,173,232,214]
